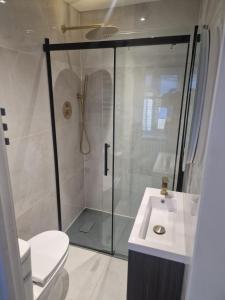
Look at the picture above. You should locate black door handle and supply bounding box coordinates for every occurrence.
[104,143,110,176]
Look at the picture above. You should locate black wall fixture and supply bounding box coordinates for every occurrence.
[43,38,62,230]
[176,26,199,191]
[43,36,190,52]
[0,108,10,146]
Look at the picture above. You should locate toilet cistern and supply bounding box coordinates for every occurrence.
[160,176,169,196]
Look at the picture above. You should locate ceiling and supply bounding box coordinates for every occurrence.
[64,0,160,12]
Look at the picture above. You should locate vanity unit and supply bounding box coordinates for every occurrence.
[127,188,191,300]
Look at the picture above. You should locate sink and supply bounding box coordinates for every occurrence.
[128,188,187,263]
[139,196,177,246]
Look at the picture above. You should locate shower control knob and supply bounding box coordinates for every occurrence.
[2,123,8,131]
[0,108,6,116]
[4,138,10,145]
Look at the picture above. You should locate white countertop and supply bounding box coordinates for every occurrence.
[128,188,189,264]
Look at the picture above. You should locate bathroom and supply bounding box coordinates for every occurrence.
[0,0,225,299]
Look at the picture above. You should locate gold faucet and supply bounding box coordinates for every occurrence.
[160,176,169,196]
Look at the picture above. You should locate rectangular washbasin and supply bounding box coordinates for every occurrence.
[139,196,177,246]
[128,188,187,263]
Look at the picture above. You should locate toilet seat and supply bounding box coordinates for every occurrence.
[29,231,69,287]
[33,250,69,300]
[19,231,69,300]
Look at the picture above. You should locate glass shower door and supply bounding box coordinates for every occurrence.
[50,48,115,254]
[80,48,114,254]
[114,43,189,257]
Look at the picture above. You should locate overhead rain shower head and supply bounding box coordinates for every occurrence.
[61,24,119,40]
[61,24,101,33]
[85,25,119,40]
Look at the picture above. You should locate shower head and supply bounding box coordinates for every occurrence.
[61,24,119,40]
[85,25,119,40]
[61,24,101,33]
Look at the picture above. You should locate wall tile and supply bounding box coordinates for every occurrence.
[0,0,82,239]
[16,191,58,240]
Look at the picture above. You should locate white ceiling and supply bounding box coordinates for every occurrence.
[65,0,160,12]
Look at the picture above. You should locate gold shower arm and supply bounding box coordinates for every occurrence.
[61,24,102,33]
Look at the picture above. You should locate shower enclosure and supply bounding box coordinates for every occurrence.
[44,35,190,258]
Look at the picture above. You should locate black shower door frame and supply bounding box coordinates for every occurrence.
[43,35,190,256]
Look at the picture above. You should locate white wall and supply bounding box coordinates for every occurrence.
[185,1,225,299]
[186,26,225,300]
[185,1,225,196]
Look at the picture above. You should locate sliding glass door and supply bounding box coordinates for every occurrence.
[49,47,115,254]
[114,43,189,257]
[44,36,189,258]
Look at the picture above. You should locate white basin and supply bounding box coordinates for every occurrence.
[139,196,177,246]
[128,188,187,263]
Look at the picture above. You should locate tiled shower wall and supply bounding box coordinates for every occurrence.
[52,59,85,231]
[82,50,114,214]
[0,0,83,239]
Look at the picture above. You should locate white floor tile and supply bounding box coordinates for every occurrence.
[64,246,127,300]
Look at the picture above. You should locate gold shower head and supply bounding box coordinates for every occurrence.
[61,24,119,40]
[61,24,102,33]
[85,25,118,40]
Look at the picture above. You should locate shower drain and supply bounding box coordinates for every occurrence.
[153,225,166,235]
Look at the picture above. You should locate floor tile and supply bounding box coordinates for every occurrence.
[64,246,127,300]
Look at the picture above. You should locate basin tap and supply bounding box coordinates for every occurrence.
[160,176,169,196]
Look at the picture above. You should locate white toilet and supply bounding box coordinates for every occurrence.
[18,231,69,300]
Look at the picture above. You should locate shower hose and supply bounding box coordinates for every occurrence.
[77,75,91,155]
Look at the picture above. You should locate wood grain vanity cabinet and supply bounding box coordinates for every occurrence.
[127,250,185,300]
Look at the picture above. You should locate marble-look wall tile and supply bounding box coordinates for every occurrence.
[7,132,56,219]
[0,0,81,51]
[0,49,52,140]
[60,171,84,231]
[0,0,83,239]
[16,191,58,240]
[52,63,85,229]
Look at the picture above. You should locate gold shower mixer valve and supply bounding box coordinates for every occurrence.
[63,101,72,119]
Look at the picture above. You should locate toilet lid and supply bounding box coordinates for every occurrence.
[29,231,69,287]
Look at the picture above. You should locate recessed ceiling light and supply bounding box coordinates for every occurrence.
[0,0,6,4]
[140,17,146,22]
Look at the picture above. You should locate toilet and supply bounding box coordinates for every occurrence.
[18,231,69,300]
